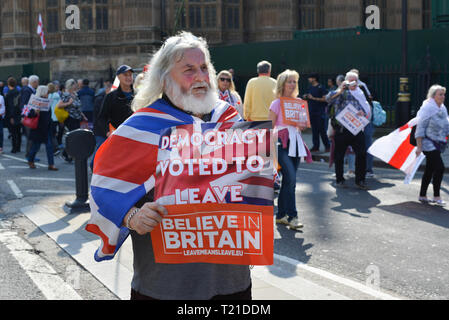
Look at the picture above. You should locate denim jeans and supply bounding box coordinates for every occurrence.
[345,152,355,172]
[27,130,54,166]
[90,135,107,171]
[277,142,300,220]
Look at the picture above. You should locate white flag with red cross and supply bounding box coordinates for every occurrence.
[37,14,46,50]
[368,118,425,184]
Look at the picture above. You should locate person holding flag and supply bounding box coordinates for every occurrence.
[368,85,448,204]
[86,32,250,300]
[415,85,448,206]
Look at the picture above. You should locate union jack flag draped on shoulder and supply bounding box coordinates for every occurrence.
[86,98,241,262]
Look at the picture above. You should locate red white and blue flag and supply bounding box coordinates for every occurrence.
[85,98,241,262]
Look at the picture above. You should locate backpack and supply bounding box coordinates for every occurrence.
[372,101,386,127]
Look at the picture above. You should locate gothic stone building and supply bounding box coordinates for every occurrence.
[0,0,431,81]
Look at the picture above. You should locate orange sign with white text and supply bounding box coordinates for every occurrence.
[151,203,273,265]
[280,98,311,128]
[152,121,274,265]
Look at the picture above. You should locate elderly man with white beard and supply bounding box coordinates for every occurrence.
[86,32,247,300]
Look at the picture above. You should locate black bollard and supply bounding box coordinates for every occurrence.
[64,129,96,213]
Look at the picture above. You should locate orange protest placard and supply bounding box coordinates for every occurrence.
[152,121,274,265]
[280,98,311,128]
[151,203,274,265]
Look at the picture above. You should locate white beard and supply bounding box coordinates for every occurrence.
[166,80,218,116]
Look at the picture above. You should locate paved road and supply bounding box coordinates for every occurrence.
[1,133,449,300]
[278,162,449,300]
[0,138,117,300]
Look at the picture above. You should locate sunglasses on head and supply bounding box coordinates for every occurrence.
[220,78,232,82]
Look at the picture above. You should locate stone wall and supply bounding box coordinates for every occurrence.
[0,0,428,82]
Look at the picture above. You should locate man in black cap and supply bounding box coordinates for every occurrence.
[97,65,135,136]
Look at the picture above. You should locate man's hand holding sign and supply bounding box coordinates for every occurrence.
[125,202,168,236]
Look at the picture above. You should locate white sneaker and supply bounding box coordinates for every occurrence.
[433,199,446,207]
[345,171,355,178]
[276,216,289,225]
[366,172,375,178]
[289,218,304,230]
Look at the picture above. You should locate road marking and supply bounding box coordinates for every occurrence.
[273,254,401,300]
[27,190,75,194]
[252,265,350,300]
[0,228,82,300]
[0,154,46,167]
[8,166,29,169]
[21,177,75,182]
[21,205,132,300]
[0,162,4,170]
[7,180,23,199]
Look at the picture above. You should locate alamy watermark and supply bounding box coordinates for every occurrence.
[365,5,381,30]
[65,265,81,290]
[65,5,80,30]
[365,264,381,290]
[64,4,381,31]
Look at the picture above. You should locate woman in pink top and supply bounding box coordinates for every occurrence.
[269,70,310,230]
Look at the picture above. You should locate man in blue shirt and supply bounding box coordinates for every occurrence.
[304,74,330,152]
[78,79,95,123]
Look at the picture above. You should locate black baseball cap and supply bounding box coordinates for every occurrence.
[116,65,134,76]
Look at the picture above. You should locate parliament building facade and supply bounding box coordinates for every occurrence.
[0,0,432,80]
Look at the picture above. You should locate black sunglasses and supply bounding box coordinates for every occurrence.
[219,78,232,82]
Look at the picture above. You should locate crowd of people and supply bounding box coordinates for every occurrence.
[0,39,447,210]
[0,73,120,169]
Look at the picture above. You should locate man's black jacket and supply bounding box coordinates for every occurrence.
[98,85,134,130]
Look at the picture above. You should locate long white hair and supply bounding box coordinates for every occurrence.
[35,85,48,98]
[131,31,218,112]
[427,84,446,100]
